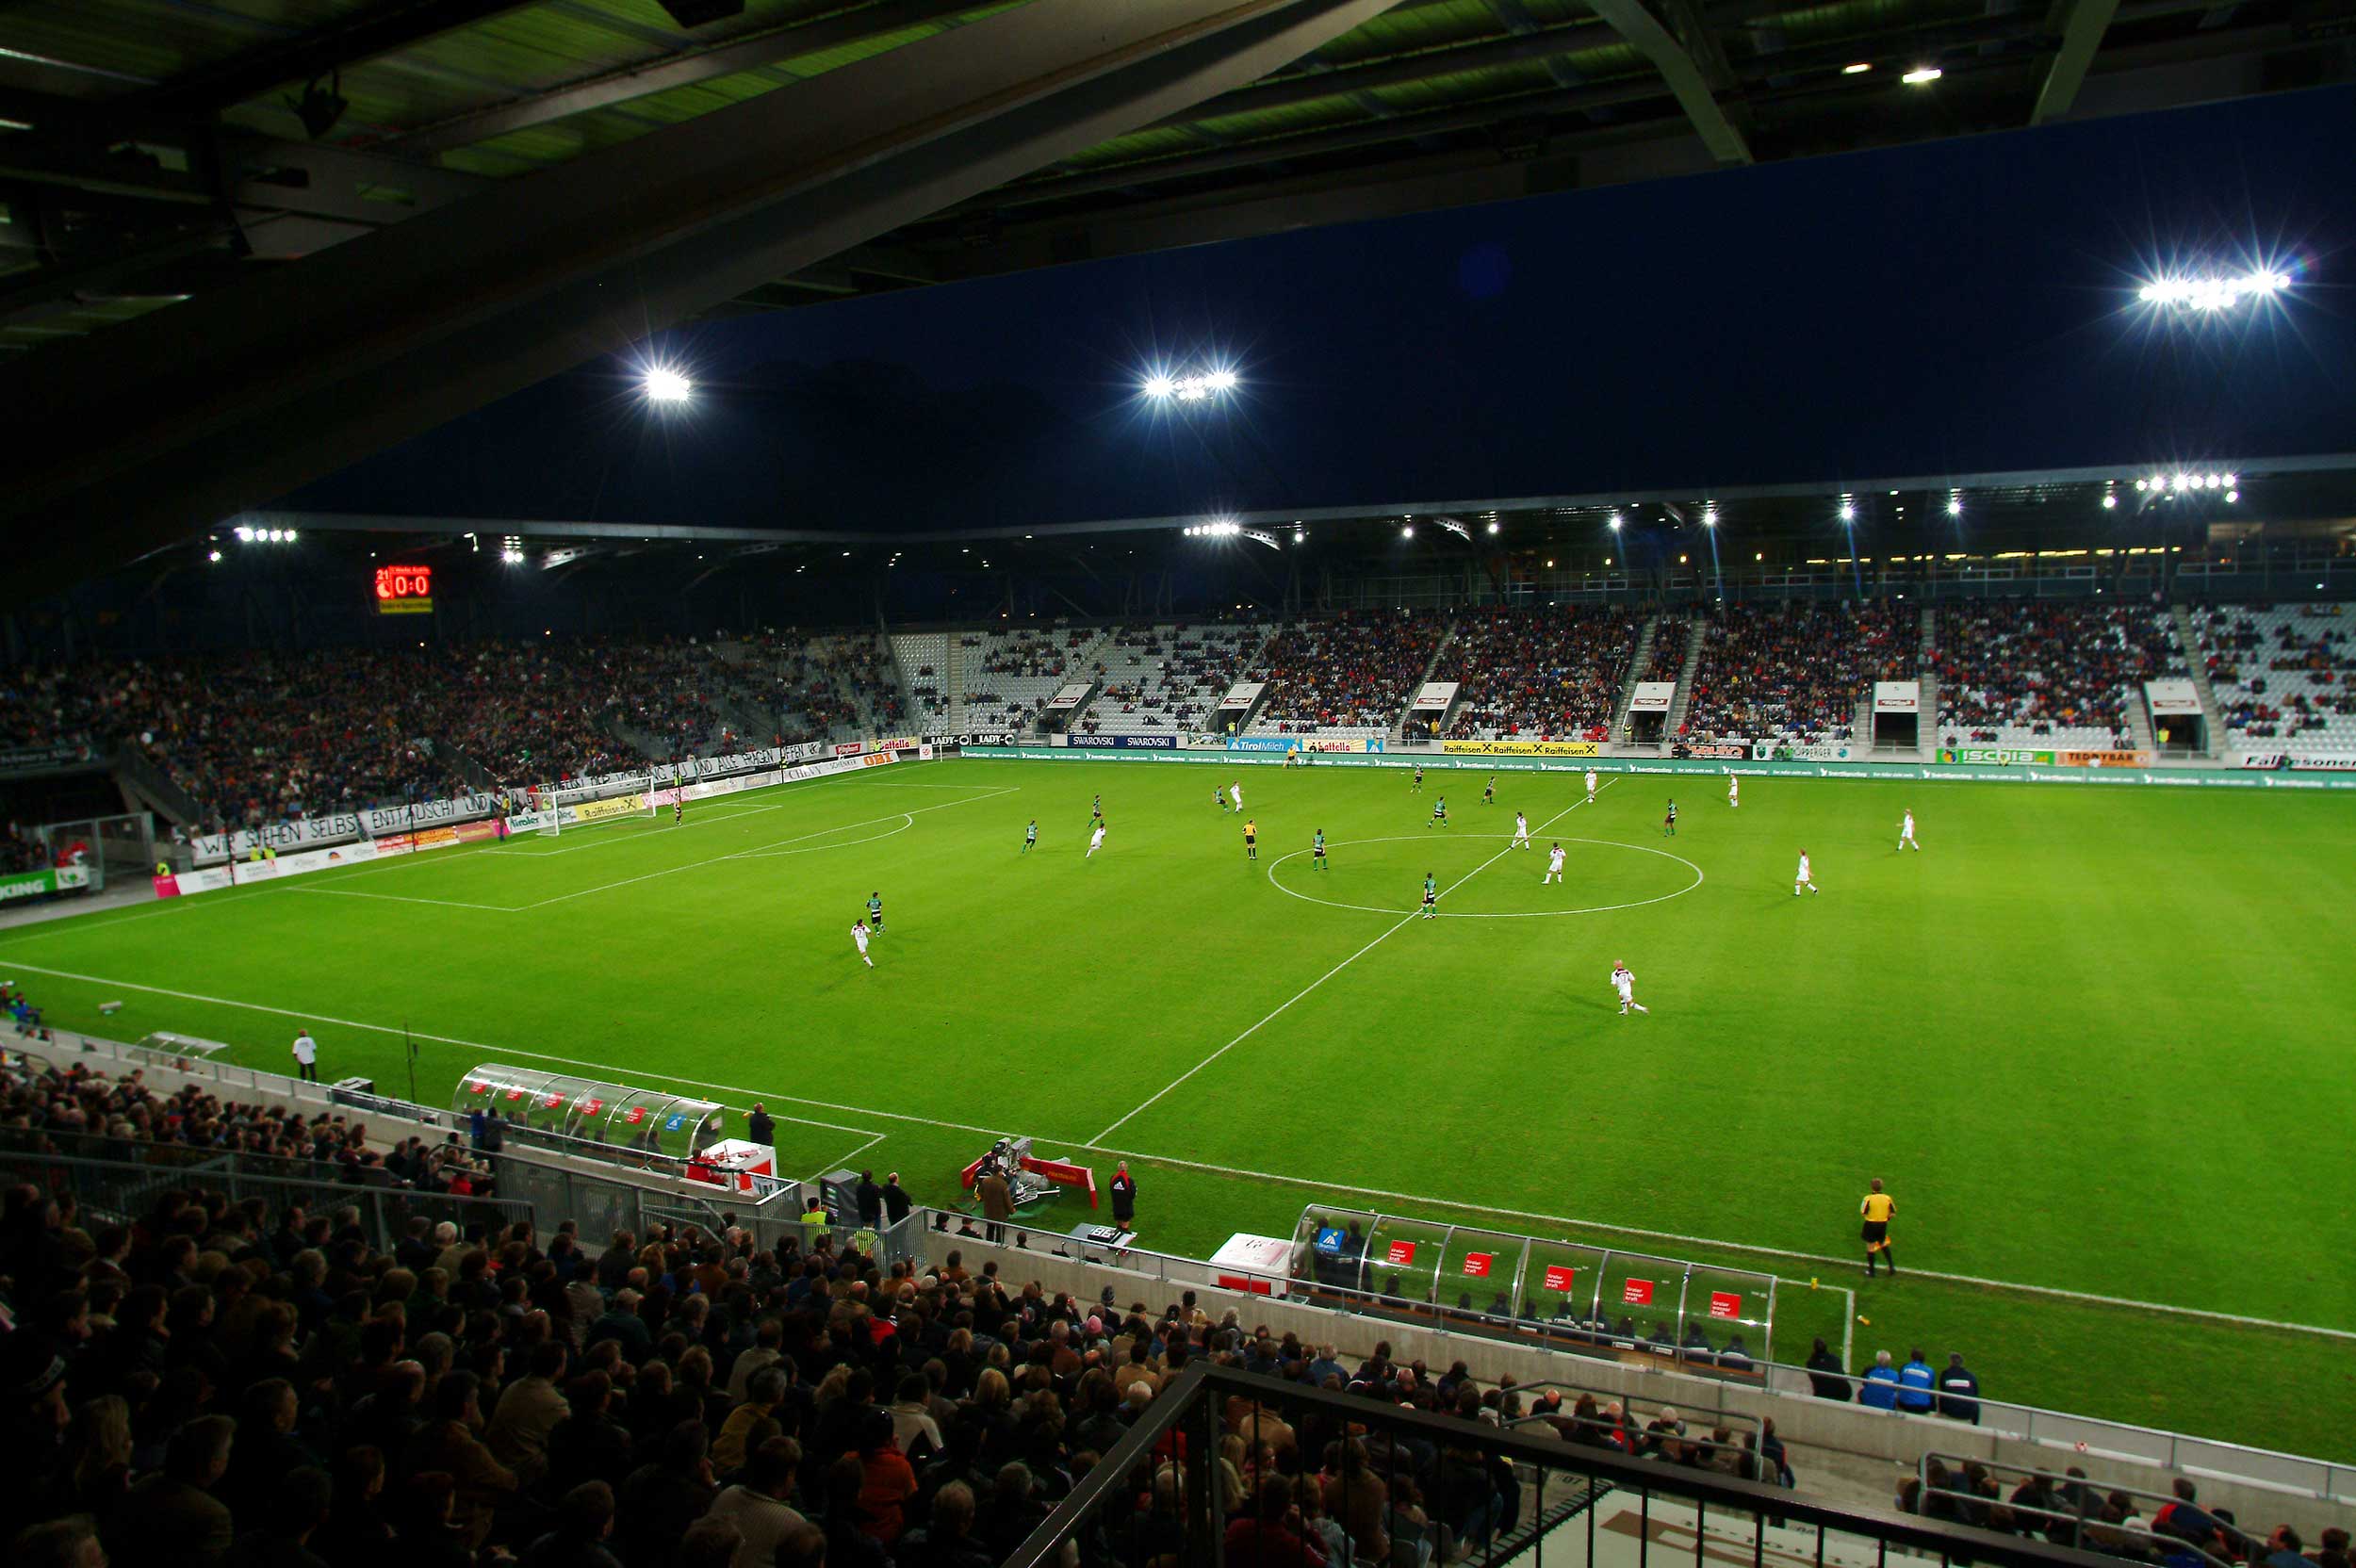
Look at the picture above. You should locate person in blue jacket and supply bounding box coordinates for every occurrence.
[1860,1350,1902,1409]
[1936,1353,1982,1423]
[1896,1348,1937,1413]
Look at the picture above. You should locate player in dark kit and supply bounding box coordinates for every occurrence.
[867,891,885,933]
[1243,818,1257,860]
[1091,793,1104,825]
[1023,820,1038,854]
[674,793,683,825]
[1312,828,1328,870]
[1662,799,1677,837]
[1482,774,1496,806]
[1428,795,1449,827]
[1411,765,1424,794]
[1420,872,1439,918]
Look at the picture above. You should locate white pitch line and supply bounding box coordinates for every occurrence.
[1087,780,1614,1147]
[286,886,517,912]
[8,954,2351,1340]
[808,1132,889,1184]
[515,788,1016,909]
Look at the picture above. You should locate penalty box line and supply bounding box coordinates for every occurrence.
[8,956,2352,1343]
[1085,779,1616,1148]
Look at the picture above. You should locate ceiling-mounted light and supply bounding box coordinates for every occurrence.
[1902,65,1941,83]
[1842,60,1872,74]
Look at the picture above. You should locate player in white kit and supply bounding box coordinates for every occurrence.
[1512,810,1531,849]
[1612,961,1648,1015]
[1794,849,1819,894]
[852,919,874,968]
[1585,770,1597,803]
[1087,823,1107,858]
[1544,841,1566,884]
[1229,781,1243,812]
[1727,776,1740,808]
[1897,809,1921,851]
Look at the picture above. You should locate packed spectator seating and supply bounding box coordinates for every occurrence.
[1680,603,1913,745]
[890,632,951,728]
[1247,612,1443,735]
[1934,601,2183,751]
[2186,604,2356,753]
[737,634,901,743]
[1639,615,1693,683]
[1438,607,1641,742]
[1074,623,1269,738]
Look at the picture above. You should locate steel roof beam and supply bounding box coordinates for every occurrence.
[1579,0,1751,162]
[1158,19,1609,125]
[1,0,1411,578]
[2030,0,2124,122]
[131,0,543,117]
[381,0,992,155]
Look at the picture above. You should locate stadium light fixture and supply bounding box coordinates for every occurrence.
[1141,366,1240,403]
[1946,494,1963,516]
[1401,524,1415,538]
[2102,493,2118,510]
[234,525,253,540]
[643,366,693,403]
[1702,505,1718,527]
[1842,60,1872,74]
[2138,270,2292,312]
[1839,498,1857,522]
[1902,65,1941,83]
[1608,512,1624,531]
[2227,490,2239,503]
[1486,520,1501,535]
[208,549,222,563]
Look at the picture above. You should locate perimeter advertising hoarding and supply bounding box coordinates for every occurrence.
[1441,739,1598,757]
[2061,750,2153,768]
[1940,747,2053,765]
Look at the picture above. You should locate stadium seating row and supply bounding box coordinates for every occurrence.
[2187,604,2356,752]
[1933,601,2184,751]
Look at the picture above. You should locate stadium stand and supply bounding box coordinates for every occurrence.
[1247,611,1444,737]
[728,632,901,745]
[958,627,1108,733]
[889,631,952,730]
[1073,622,1270,738]
[1680,603,1914,745]
[1638,615,1693,683]
[1438,607,1642,742]
[1933,602,2184,751]
[2186,604,2356,753]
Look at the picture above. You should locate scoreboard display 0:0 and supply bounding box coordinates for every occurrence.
[375,564,434,614]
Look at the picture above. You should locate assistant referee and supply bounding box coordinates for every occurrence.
[1859,1178,1897,1278]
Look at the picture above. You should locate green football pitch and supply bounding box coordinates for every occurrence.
[6,757,2352,1457]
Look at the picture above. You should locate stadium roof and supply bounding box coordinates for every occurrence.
[4,0,2345,352]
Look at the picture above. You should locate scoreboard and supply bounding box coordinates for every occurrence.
[374,564,433,614]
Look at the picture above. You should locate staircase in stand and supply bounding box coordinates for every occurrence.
[2172,603,2230,757]
[1611,615,1659,743]
[1659,616,1707,754]
[1399,614,1459,739]
[1916,604,1939,758]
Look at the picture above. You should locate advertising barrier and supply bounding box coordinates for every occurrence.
[1441,739,1598,757]
[877,737,922,752]
[571,793,647,824]
[1063,733,1178,749]
[1750,742,1849,761]
[0,866,92,903]
[2061,749,2153,768]
[1940,747,2053,765]
[1228,736,1301,752]
[960,743,2356,791]
[0,743,102,776]
[154,866,237,897]
[832,742,865,758]
[1307,737,1384,754]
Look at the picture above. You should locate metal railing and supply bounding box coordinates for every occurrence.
[1915,1454,2238,1568]
[1005,1362,2128,1568]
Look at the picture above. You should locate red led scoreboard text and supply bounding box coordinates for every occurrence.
[375,564,433,614]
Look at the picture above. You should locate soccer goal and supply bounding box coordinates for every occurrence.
[534,771,663,836]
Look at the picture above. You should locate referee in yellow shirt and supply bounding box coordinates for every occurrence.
[1859,1178,1897,1278]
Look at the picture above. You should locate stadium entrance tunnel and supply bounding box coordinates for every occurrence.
[1265,834,1702,918]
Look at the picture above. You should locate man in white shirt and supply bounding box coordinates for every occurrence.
[1795,850,1819,895]
[291,1028,319,1084]
[1585,769,1598,803]
[1512,810,1531,849]
[852,920,875,967]
[1727,776,1740,808]
[1228,781,1243,812]
[1087,823,1106,858]
[1612,961,1648,1015]
[1898,810,1921,851]
[1543,842,1566,884]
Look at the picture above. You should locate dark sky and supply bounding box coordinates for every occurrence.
[292,84,2356,532]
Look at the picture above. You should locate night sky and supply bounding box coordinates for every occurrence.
[290,84,2356,532]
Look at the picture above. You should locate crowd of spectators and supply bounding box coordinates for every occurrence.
[1935,602,2182,748]
[1680,603,1913,744]
[1250,612,1443,733]
[1638,616,1693,684]
[1900,1459,2347,1568]
[2190,605,2356,747]
[748,635,902,741]
[1439,608,1641,743]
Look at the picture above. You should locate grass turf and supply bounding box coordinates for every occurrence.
[5,756,2351,1458]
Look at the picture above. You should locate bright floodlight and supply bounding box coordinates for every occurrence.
[1702,505,1718,527]
[1839,499,1857,522]
[1608,513,1623,531]
[1946,496,1963,516]
[1486,520,1500,535]
[2102,493,2118,510]
[1143,375,1176,399]
[1842,60,1872,74]
[1143,367,1238,403]
[2139,270,2293,312]
[1901,66,1941,83]
[644,366,693,403]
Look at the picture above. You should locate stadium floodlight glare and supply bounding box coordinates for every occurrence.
[208,549,222,563]
[1842,60,1872,74]
[2102,493,2118,509]
[1401,524,1415,538]
[1142,367,1240,403]
[643,366,693,403]
[2227,490,2239,503]
[2138,270,2292,312]
[1702,505,1718,527]
[1486,520,1500,535]
[1608,512,1624,531]
[1902,65,1941,83]
[1946,495,1963,516]
[1839,498,1857,522]
[234,525,254,541]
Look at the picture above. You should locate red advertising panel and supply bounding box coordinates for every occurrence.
[1542,1266,1578,1293]
[1385,1240,1417,1266]
[1621,1279,1655,1306]
[1709,1292,1742,1320]
[1461,1252,1494,1279]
